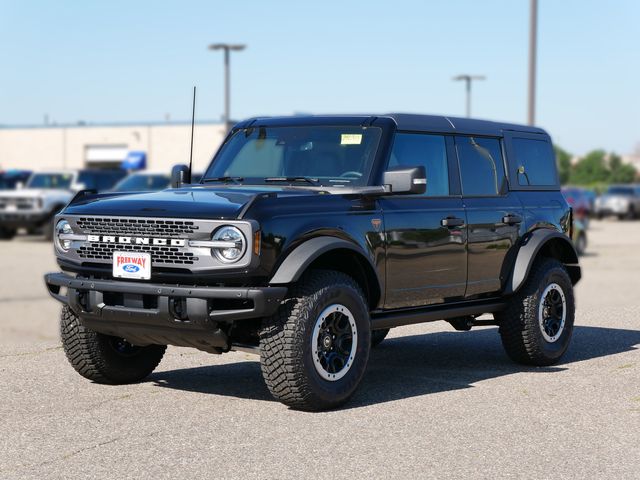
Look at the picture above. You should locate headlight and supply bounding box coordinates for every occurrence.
[54,220,73,252]
[211,225,246,263]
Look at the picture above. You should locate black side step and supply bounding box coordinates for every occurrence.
[370,299,506,330]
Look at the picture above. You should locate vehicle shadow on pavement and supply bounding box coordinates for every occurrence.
[148,325,640,408]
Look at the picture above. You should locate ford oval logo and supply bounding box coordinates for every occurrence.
[123,264,140,273]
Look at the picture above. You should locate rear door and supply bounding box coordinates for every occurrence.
[455,135,523,297]
[381,132,467,309]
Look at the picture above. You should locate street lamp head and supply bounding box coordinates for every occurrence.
[208,43,246,51]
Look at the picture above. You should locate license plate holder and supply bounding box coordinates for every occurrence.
[113,251,151,280]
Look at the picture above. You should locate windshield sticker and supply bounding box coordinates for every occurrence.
[341,134,362,145]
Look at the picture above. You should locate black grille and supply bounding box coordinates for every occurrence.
[76,217,199,237]
[78,243,197,265]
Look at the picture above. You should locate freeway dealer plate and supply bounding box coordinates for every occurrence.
[113,251,151,280]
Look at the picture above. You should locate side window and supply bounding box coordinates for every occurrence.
[388,133,449,196]
[456,136,506,196]
[512,138,558,186]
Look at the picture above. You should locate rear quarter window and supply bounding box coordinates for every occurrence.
[511,138,558,187]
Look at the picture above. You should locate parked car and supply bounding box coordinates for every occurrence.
[0,170,32,190]
[112,172,171,192]
[0,169,125,240]
[45,114,580,411]
[594,185,640,220]
[562,187,592,227]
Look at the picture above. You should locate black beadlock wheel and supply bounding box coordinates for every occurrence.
[60,306,166,384]
[371,328,390,347]
[259,270,371,411]
[495,258,575,366]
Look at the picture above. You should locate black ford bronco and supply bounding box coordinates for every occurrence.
[45,114,581,411]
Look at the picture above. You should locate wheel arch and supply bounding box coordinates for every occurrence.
[505,229,581,295]
[269,236,382,310]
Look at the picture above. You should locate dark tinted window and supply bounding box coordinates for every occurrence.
[512,138,557,186]
[388,133,449,196]
[456,136,505,196]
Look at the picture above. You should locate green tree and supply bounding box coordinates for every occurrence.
[571,150,609,185]
[554,145,572,184]
[608,153,637,183]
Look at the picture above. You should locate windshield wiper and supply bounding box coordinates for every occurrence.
[202,176,244,184]
[264,176,319,186]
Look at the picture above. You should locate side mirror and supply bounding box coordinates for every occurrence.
[171,164,191,188]
[383,166,426,195]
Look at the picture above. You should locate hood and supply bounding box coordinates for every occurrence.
[62,185,324,220]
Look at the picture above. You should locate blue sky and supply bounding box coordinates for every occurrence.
[1,0,638,155]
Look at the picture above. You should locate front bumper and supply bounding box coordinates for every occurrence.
[0,211,49,228]
[44,272,287,352]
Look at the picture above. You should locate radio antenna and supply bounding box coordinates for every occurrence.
[188,85,196,183]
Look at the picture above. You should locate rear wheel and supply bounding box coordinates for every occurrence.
[259,270,371,411]
[60,306,166,384]
[496,258,575,366]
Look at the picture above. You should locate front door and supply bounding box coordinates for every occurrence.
[381,132,467,309]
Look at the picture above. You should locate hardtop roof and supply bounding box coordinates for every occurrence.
[235,113,547,137]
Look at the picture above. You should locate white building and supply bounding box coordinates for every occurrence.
[0,121,227,174]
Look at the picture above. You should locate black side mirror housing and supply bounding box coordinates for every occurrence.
[382,166,426,195]
[171,164,191,188]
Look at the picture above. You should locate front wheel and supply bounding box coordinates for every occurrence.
[0,227,16,240]
[60,306,166,384]
[259,270,371,411]
[495,258,575,366]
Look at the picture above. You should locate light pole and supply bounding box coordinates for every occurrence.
[208,43,246,132]
[452,74,485,118]
[527,0,538,126]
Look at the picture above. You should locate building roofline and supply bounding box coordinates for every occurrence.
[0,119,225,130]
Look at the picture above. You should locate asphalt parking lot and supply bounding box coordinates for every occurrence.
[0,220,638,479]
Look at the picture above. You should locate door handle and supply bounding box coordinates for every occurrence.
[502,214,523,225]
[441,216,465,228]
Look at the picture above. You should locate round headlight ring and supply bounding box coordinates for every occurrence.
[55,220,73,252]
[212,225,246,263]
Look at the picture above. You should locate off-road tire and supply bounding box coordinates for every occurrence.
[259,270,371,411]
[496,258,575,366]
[371,328,390,347]
[0,227,16,240]
[60,306,166,384]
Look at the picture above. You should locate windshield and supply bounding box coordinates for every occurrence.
[203,126,382,186]
[607,186,634,196]
[113,174,171,192]
[27,173,73,189]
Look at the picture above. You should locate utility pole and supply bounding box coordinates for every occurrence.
[452,75,486,117]
[208,43,246,132]
[528,0,538,126]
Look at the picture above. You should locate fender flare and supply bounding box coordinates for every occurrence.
[506,229,580,294]
[269,236,378,286]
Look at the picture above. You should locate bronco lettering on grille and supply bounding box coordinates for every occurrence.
[86,235,186,247]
